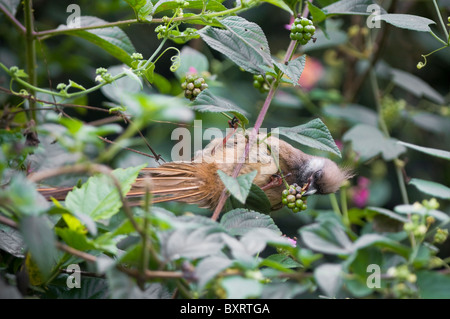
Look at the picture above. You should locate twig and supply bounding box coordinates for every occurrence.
[23,0,37,121]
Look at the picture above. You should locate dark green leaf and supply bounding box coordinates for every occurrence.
[220,209,281,236]
[198,16,273,74]
[398,141,450,161]
[273,55,306,86]
[260,0,292,14]
[308,1,327,23]
[0,224,25,257]
[409,178,450,200]
[314,263,342,297]
[374,14,435,32]
[352,234,410,258]
[190,89,249,124]
[260,254,302,270]
[56,16,136,65]
[225,184,272,214]
[20,216,57,279]
[153,0,226,15]
[299,221,353,255]
[123,0,153,21]
[217,170,257,204]
[277,118,342,157]
[417,271,450,299]
[343,124,406,161]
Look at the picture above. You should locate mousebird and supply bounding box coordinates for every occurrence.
[37,131,352,210]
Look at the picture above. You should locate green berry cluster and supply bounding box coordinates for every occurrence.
[290,17,316,45]
[181,74,208,100]
[253,74,274,93]
[281,183,308,213]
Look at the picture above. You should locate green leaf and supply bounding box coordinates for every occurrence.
[221,276,263,298]
[0,0,20,16]
[398,141,450,161]
[225,184,272,214]
[123,0,153,21]
[409,178,450,200]
[195,256,234,290]
[323,104,378,127]
[352,234,410,258]
[299,221,353,255]
[260,254,302,270]
[174,46,209,80]
[323,0,385,16]
[314,263,342,297]
[261,0,292,14]
[308,1,327,23]
[65,164,145,221]
[374,14,435,32]
[343,124,406,161]
[123,67,143,90]
[297,248,323,268]
[217,170,257,204]
[276,118,342,157]
[367,206,409,223]
[220,209,281,236]
[390,68,444,104]
[56,16,136,66]
[160,226,225,261]
[153,0,226,15]
[198,16,273,74]
[20,216,57,279]
[417,271,450,299]
[189,89,249,124]
[0,224,25,257]
[273,55,306,86]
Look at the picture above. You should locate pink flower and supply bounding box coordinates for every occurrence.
[298,56,324,91]
[335,140,343,151]
[287,237,297,248]
[351,177,370,208]
[285,16,295,30]
[187,66,197,74]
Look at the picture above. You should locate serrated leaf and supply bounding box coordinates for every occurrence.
[20,216,57,279]
[65,164,145,221]
[299,221,353,255]
[190,89,249,124]
[220,209,281,236]
[123,0,153,21]
[374,14,435,32]
[390,68,444,104]
[409,178,450,200]
[398,141,450,161]
[199,16,272,74]
[217,170,257,204]
[153,0,226,15]
[276,118,341,157]
[273,55,306,86]
[314,263,342,297]
[56,16,136,66]
[323,0,385,16]
[174,46,209,80]
[343,124,406,161]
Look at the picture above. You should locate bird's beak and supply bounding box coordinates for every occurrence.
[303,170,321,196]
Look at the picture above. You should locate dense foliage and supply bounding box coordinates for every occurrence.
[0,0,449,299]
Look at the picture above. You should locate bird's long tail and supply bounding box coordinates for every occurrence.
[37,162,220,208]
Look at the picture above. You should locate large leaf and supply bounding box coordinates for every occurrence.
[123,0,153,21]
[352,234,410,258]
[195,256,234,290]
[273,55,306,86]
[190,89,249,124]
[276,118,341,157]
[323,0,385,16]
[56,16,136,66]
[299,221,353,255]
[220,209,281,236]
[409,178,450,200]
[217,170,257,204]
[398,141,450,161]
[174,46,209,80]
[343,124,406,161]
[314,263,342,297]
[65,164,145,221]
[374,14,435,32]
[20,216,57,279]
[224,183,272,214]
[417,270,450,299]
[198,16,273,74]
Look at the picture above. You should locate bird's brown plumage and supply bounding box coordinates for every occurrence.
[37,131,352,210]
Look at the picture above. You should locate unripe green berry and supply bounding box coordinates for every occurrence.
[193,88,201,96]
[287,202,296,209]
[286,195,296,203]
[187,82,195,90]
[200,83,208,90]
[184,90,193,98]
[300,18,311,26]
[296,199,304,207]
[282,198,288,205]
[181,82,187,89]
[292,207,300,213]
[301,203,307,210]
[253,80,262,89]
[254,74,264,82]
[296,193,303,199]
[304,33,312,40]
[282,189,289,198]
[194,78,204,88]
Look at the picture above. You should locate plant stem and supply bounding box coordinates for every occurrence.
[23,0,37,122]
[329,193,342,216]
[432,0,449,42]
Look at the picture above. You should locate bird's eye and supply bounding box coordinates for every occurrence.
[314,170,323,180]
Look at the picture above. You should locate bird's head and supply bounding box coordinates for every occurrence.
[302,157,352,196]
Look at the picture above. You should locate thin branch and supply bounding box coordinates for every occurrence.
[0,4,26,34]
